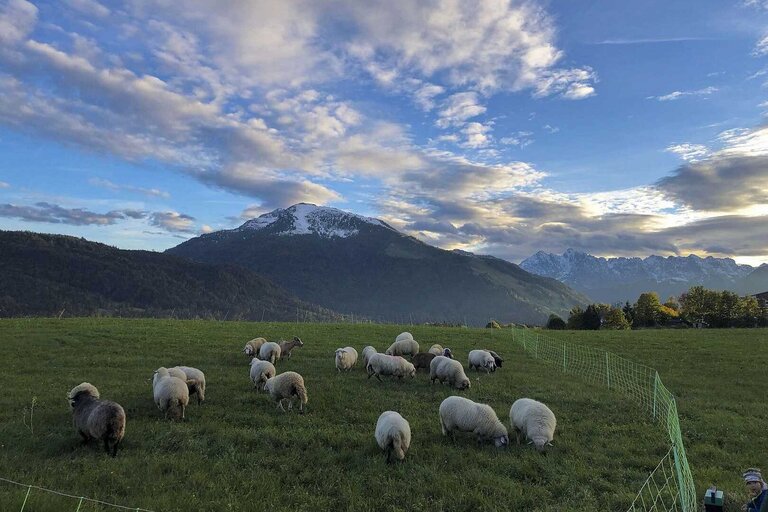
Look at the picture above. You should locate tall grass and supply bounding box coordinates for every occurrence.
[0,319,763,511]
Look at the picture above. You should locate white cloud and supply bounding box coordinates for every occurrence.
[500,132,534,148]
[64,0,110,18]
[665,143,711,162]
[754,34,768,57]
[149,211,196,233]
[0,0,37,45]
[460,122,493,148]
[0,181,9,188]
[89,178,171,199]
[649,86,718,101]
[413,83,445,111]
[436,92,486,128]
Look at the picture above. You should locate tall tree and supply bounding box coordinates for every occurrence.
[634,292,662,327]
[582,304,602,330]
[566,306,585,330]
[603,306,631,330]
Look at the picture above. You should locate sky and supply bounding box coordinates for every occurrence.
[1,0,767,266]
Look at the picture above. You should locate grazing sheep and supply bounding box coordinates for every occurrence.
[67,383,126,457]
[412,352,436,370]
[264,371,308,413]
[279,336,304,359]
[367,353,416,381]
[362,346,377,367]
[439,396,509,448]
[395,332,414,343]
[385,338,420,358]
[335,347,359,372]
[510,398,556,452]
[487,350,503,368]
[428,344,444,356]
[250,359,276,391]
[243,337,267,358]
[168,366,206,405]
[429,356,471,390]
[152,367,190,420]
[468,350,496,373]
[259,341,282,364]
[375,411,411,463]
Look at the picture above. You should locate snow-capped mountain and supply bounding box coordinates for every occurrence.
[167,204,589,325]
[237,203,395,238]
[520,249,757,303]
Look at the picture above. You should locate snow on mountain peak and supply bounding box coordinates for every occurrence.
[238,203,392,238]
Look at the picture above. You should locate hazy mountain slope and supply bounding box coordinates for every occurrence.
[0,230,341,321]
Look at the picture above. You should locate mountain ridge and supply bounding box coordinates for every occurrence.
[520,249,764,303]
[167,203,589,325]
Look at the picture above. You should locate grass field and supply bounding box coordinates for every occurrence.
[0,319,765,511]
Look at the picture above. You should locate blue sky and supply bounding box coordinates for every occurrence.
[1,0,767,265]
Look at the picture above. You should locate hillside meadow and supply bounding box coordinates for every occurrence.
[0,319,765,511]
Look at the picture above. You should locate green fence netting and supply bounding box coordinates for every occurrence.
[512,329,697,512]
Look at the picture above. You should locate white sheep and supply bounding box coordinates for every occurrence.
[68,383,126,457]
[468,350,496,373]
[152,367,190,420]
[243,337,267,358]
[439,396,509,447]
[385,338,420,357]
[264,371,308,413]
[249,359,276,391]
[428,344,444,356]
[375,411,411,462]
[395,332,414,343]
[168,366,206,404]
[367,353,416,381]
[362,346,377,367]
[335,347,358,372]
[429,356,471,390]
[510,398,556,452]
[259,341,282,364]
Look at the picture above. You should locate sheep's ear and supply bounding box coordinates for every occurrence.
[527,440,533,445]
[547,442,554,447]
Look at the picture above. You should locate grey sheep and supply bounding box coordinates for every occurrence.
[279,336,304,359]
[429,356,470,390]
[68,383,126,457]
[439,396,508,448]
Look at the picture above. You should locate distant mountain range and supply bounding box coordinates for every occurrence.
[0,230,341,321]
[167,203,589,325]
[520,249,768,304]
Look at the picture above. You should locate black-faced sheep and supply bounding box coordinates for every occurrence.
[68,383,126,457]
[510,398,556,452]
[264,371,308,413]
[375,411,411,462]
[439,396,508,448]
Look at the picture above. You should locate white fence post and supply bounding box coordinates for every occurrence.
[606,352,611,389]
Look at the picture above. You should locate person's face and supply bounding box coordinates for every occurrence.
[746,480,763,497]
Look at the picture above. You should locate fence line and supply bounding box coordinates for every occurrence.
[512,329,696,512]
[0,476,155,512]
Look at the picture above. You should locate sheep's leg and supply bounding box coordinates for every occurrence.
[277,400,287,412]
[375,373,383,382]
[181,404,186,420]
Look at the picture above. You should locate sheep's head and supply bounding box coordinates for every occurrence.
[68,382,99,408]
[264,377,274,393]
[530,437,553,452]
[244,345,253,356]
[292,336,303,347]
[494,434,510,448]
[457,377,471,390]
[408,366,416,379]
[486,360,496,373]
[443,348,453,359]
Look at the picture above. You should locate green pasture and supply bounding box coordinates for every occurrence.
[0,319,764,511]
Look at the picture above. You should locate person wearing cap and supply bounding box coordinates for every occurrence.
[742,468,768,512]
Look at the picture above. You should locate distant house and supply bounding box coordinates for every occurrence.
[753,291,768,310]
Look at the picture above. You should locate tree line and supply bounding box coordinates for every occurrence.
[547,286,767,330]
